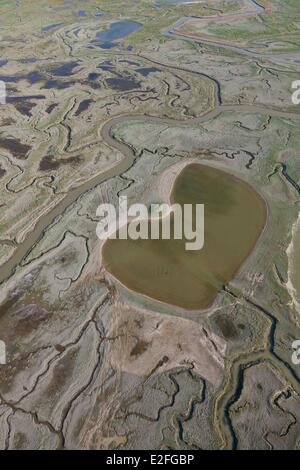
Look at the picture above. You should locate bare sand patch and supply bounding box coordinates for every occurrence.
[106,302,226,386]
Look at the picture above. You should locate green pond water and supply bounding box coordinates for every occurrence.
[102,163,267,310]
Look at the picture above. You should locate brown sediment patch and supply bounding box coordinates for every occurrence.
[0,165,6,178]
[45,347,78,396]
[214,314,238,340]
[102,162,267,311]
[0,295,18,320]
[105,77,141,91]
[0,295,50,339]
[46,103,59,114]
[0,118,16,126]
[0,137,31,159]
[13,101,37,117]
[11,303,50,337]
[7,95,45,117]
[39,154,82,171]
[75,98,93,116]
[130,339,150,357]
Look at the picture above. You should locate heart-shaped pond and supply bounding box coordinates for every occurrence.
[101,163,267,310]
